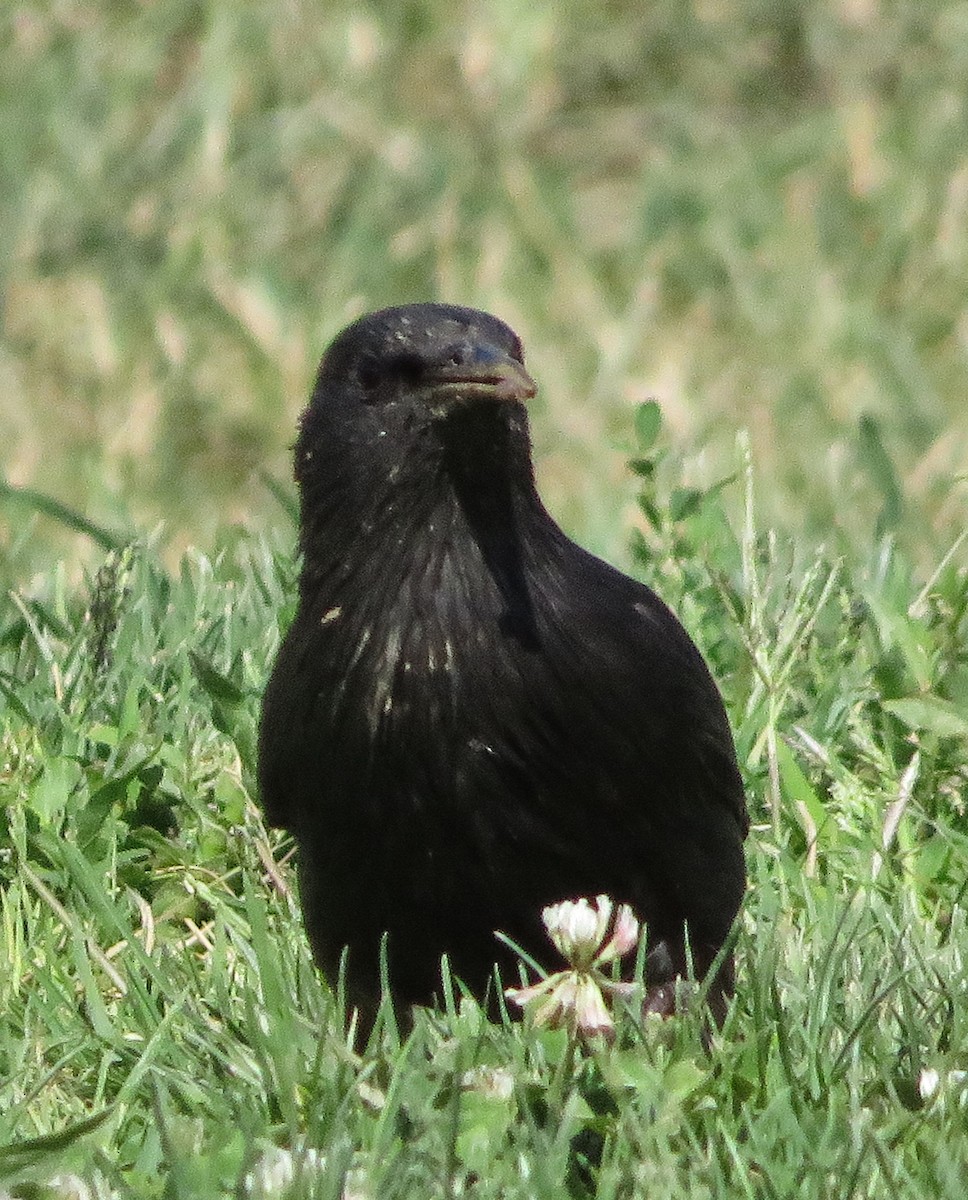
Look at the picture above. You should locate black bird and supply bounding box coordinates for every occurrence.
[258,303,748,1031]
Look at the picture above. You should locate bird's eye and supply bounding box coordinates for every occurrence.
[387,352,424,386]
[357,351,424,400]
[358,361,381,391]
[448,350,465,367]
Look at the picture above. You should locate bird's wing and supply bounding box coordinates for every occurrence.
[257,608,336,830]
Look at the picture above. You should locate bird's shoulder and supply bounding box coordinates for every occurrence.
[526,534,748,832]
[531,533,715,688]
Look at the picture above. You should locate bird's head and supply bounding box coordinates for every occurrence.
[310,303,537,424]
[296,303,544,550]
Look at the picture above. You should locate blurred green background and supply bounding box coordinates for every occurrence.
[3,0,967,580]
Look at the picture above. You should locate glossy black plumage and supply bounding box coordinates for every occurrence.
[258,303,748,1029]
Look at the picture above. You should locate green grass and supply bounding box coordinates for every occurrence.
[3,2,968,1196]
[2,424,967,1197]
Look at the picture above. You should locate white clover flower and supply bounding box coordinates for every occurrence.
[45,1176,117,1200]
[544,895,614,968]
[597,902,641,963]
[46,1178,94,1200]
[572,974,616,1038]
[244,1146,326,1198]
[461,1065,515,1100]
[918,1067,968,1106]
[505,895,641,1039]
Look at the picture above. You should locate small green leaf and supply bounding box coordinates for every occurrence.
[75,781,120,848]
[456,1089,515,1173]
[912,834,954,887]
[190,651,246,704]
[670,487,702,521]
[663,1058,706,1102]
[858,413,903,534]
[883,696,968,739]
[29,757,82,824]
[776,739,831,845]
[610,1050,661,1094]
[634,400,662,451]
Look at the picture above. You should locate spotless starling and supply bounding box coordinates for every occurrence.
[258,304,748,1031]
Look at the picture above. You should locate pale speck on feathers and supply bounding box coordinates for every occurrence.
[321,606,343,625]
[383,626,402,674]
[347,627,371,672]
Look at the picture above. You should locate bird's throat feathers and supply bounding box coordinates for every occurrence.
[295,399,548,612]
[289,399,553,744]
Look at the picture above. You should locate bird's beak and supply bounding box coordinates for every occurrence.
[427,345,537,406]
